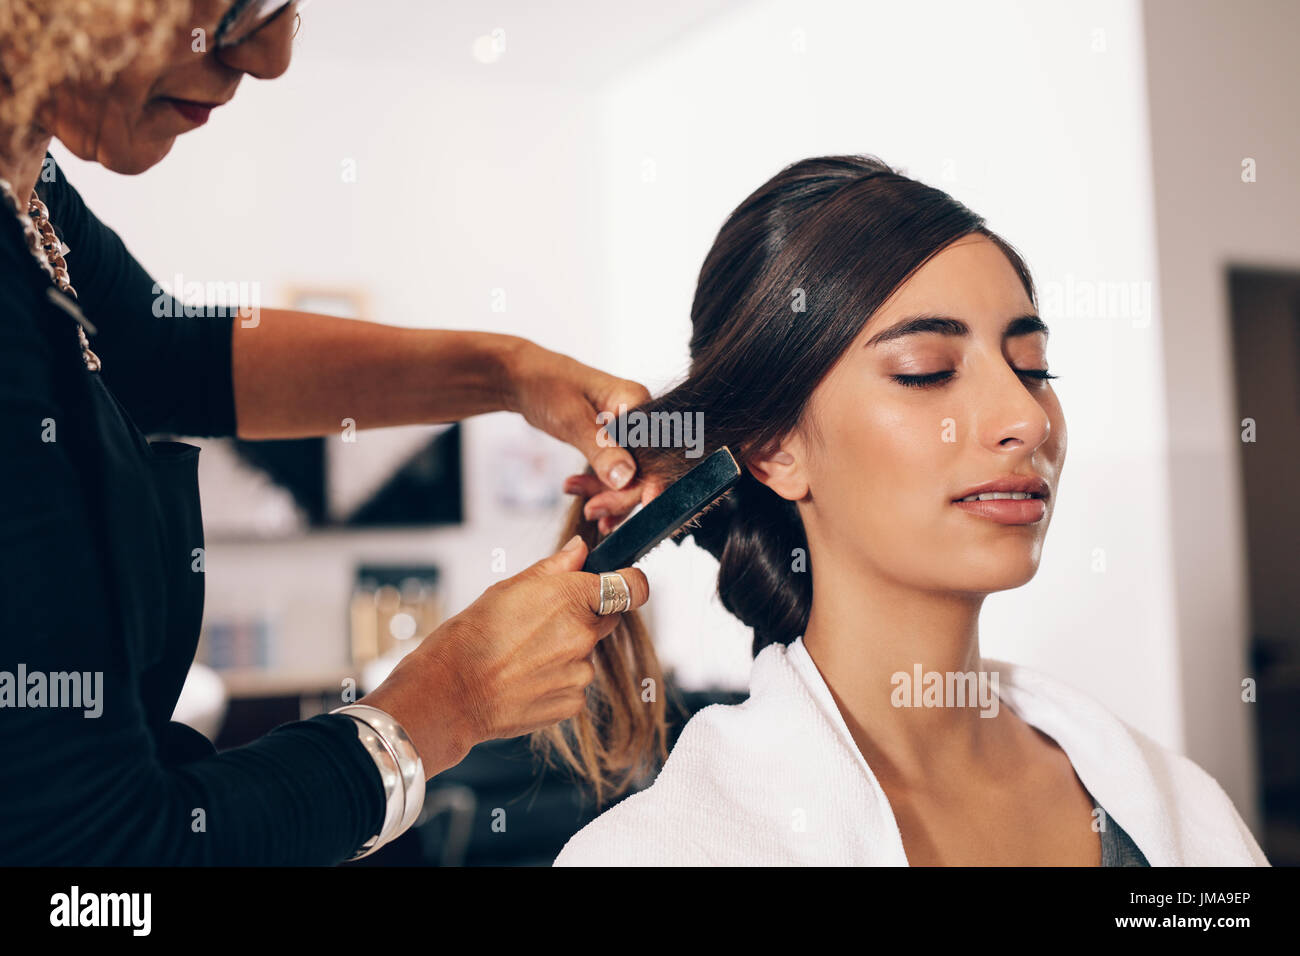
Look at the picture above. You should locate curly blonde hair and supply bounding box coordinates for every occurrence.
[0,0,189,154]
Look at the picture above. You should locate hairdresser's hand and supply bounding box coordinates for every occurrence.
[501,338,649,494]
[356,536,648,779]
[562,471,667,536]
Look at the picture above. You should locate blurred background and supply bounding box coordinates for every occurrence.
[52,0,1299,864]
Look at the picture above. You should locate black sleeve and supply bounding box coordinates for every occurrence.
[0,238,387,865]
[36,157,238,438]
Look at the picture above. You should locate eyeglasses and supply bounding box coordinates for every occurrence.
[214,0,306,51]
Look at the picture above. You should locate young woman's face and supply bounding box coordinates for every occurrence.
[774,233,1067,595]
[39,0,297,175]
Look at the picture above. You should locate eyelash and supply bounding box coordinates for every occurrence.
[892,369,1059,389]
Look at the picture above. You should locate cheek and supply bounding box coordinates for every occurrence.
[813,382,955,537]
[1041,393,1068,478]
[101,71,158,131]
[52,79,144,148]
[1053,400,1068,460]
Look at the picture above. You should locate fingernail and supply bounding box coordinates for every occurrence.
[589,508,609,520]
[561,535,582,552]
[608,463,632,489]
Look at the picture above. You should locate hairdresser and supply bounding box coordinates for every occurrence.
[0,0,654,864]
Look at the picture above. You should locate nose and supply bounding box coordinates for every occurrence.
[974,360,1051,455]
[216,7,297,80]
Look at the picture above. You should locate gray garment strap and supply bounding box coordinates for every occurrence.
[1094,798,1151,867]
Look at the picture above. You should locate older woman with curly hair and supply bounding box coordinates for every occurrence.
[0,0,655,864]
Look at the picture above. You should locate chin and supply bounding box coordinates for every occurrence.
[978,554,1042,592]
[946,573,1039,599]
[941,540,1044,594]
[99,138,177,176]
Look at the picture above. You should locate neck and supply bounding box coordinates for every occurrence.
[800,538,1007,787]
[0,127,54,199]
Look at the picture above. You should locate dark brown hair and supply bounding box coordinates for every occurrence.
[530,155,1038,805]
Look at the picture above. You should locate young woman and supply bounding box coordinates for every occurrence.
[542,155,1269,866]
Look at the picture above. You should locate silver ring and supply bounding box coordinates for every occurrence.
[597,571,632,615]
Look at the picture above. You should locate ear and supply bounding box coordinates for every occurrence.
[746,434,809,503]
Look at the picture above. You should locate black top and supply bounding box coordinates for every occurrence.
[0,157,384,864]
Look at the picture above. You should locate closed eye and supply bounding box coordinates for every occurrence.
[892,371,955,389]
[891,369,1059,389]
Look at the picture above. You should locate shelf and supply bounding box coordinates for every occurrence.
[216,666,357,700]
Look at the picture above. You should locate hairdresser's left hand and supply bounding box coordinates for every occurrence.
[503,338,654,529]
[562,470,665,536]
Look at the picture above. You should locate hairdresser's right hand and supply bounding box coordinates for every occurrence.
[356,536,648,780]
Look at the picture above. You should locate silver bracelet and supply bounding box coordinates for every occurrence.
[331,704,426,860]
[335,712,405,860]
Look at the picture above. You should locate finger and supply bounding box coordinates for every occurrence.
[526,653,597,689]
[565,659,597,689]
[516,694,587,734]
[562,473,603,497]
[589,379,651,489]
[574,566,650,617]
[563,472,638,512]
[592,445,636,492]
[552,692,589,723]
[532,682,593,714]
[560,397,637,491]
[602,378,653,413]
[639,477,668,505]
[563,468,668,512]
[583,486,643,522]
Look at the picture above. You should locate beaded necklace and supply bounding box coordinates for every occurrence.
[0,177,101,371]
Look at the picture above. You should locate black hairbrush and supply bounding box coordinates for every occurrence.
[581,446,741,574]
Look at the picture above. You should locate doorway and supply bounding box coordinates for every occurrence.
[1228,265,1300,865]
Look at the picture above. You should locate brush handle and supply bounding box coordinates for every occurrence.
[582,447,740,574]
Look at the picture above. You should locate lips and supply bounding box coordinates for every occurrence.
[951,475,1050,525]
[162,97,222,125]
[953,475,1050,502]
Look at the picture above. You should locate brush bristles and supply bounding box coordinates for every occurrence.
[669,487,736,542]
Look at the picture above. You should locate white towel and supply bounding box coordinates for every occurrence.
[553,636,1269,866]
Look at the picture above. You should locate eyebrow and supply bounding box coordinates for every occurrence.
[864,313,1049,347]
